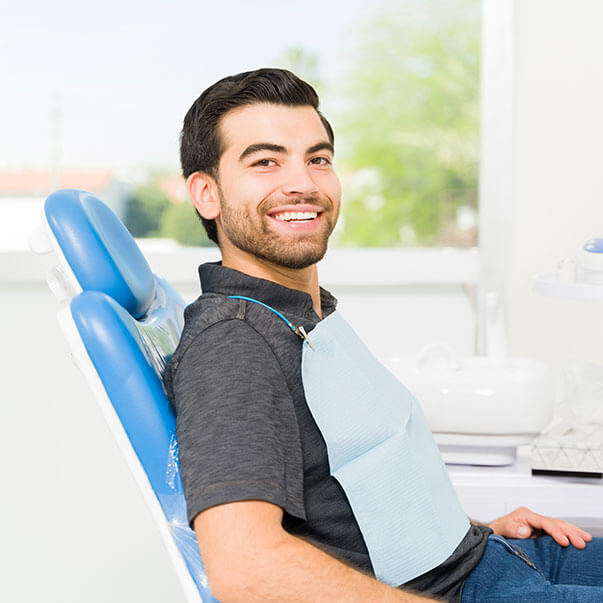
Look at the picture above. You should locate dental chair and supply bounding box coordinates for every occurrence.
[30,189,219,603]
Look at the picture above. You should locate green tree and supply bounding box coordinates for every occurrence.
[123,185,170,237]
[159,202,215,247]
[275,46,322,93]
[337,0,480,247]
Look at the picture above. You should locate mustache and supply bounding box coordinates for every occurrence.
[261,195,331,212]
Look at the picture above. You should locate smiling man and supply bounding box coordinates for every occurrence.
[184,100,340,309]
[165,69,603,602]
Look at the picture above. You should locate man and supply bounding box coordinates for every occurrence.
[165,68,602,602]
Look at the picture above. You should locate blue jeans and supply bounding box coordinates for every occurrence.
[461,535,603,602]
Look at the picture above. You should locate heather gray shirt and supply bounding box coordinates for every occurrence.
[164,262,490,602]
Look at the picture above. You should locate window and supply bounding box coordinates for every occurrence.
[2,0,485,252]
[123,0,483,250]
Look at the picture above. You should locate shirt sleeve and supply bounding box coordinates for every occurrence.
[171,318,306,526]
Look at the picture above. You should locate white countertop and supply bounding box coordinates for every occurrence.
[449,447,603,529]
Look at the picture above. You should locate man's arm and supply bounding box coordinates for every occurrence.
[195,500,439,602]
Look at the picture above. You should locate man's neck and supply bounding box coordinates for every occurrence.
[221,248,323,319]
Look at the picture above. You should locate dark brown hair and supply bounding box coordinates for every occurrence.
[180,68,334,244]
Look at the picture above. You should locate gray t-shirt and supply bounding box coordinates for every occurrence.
[164,263,490,602]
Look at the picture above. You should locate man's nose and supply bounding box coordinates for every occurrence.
[281,164,319,197]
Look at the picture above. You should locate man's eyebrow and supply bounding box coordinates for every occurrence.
[307,142,334,155]
[239,143,286,161]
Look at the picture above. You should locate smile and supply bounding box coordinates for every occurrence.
[272,210,318,222]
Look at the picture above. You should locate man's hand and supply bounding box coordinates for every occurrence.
[487,507,593,549]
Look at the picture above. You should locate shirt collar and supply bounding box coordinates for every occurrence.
[198,262,337,319]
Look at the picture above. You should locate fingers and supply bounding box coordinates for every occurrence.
[490,508,593,550]
[525,512,592,549]
[573,524,593,542]
[554,520,592,549]
[545,523,570,547]
[517,525,531,538]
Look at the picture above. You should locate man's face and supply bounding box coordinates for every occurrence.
[213,103,341,270]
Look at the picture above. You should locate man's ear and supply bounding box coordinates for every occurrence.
[186,171,220,220]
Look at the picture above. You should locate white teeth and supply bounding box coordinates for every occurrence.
[273,211,318,222]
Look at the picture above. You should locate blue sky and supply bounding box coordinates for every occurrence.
[1,0,392,172]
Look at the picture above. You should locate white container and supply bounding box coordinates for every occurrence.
[382,345,554,436]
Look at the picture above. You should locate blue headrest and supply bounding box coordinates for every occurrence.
[45,189,155,318]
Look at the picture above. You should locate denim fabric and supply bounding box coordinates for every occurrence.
[461,534,603,602]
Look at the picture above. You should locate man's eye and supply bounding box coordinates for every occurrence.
[310,156,331,166]
[252,158,277,167]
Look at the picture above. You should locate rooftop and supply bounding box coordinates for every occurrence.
[0,171,114,196]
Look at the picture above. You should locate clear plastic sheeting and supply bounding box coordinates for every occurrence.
[163,435,211,593]
[169,522,210,591]
[557,361,603,429]
[166,434,181,493]
[160,435,189,522]
[136,276,185,382]
[131,280,214,597]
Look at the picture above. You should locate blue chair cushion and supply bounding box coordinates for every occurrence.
[70,287,215,599]
[45,189,155,318]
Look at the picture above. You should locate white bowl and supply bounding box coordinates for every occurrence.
[382,353,554,435]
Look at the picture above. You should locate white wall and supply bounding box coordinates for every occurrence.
[0,255,190,603]
[508,0,603,385]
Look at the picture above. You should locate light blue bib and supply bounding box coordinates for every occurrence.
[228,297,469,586]
[301,311,469,586]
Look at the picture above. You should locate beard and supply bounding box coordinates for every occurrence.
[217,188,339,270]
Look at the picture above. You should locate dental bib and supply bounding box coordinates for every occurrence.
[228,297,469,586]
[301,311,469,585]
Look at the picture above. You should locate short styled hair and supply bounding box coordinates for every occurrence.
[180,68,334,244]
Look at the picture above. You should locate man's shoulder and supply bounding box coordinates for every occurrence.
[172,293,259,364]
[164,294,248,395]
[182,292,246,335]
[165,291,299,390]
[164,291,302,415]
[164,277,311,405]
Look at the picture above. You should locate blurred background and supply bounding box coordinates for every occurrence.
[3,1,603,602]
[0,0,480,250]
